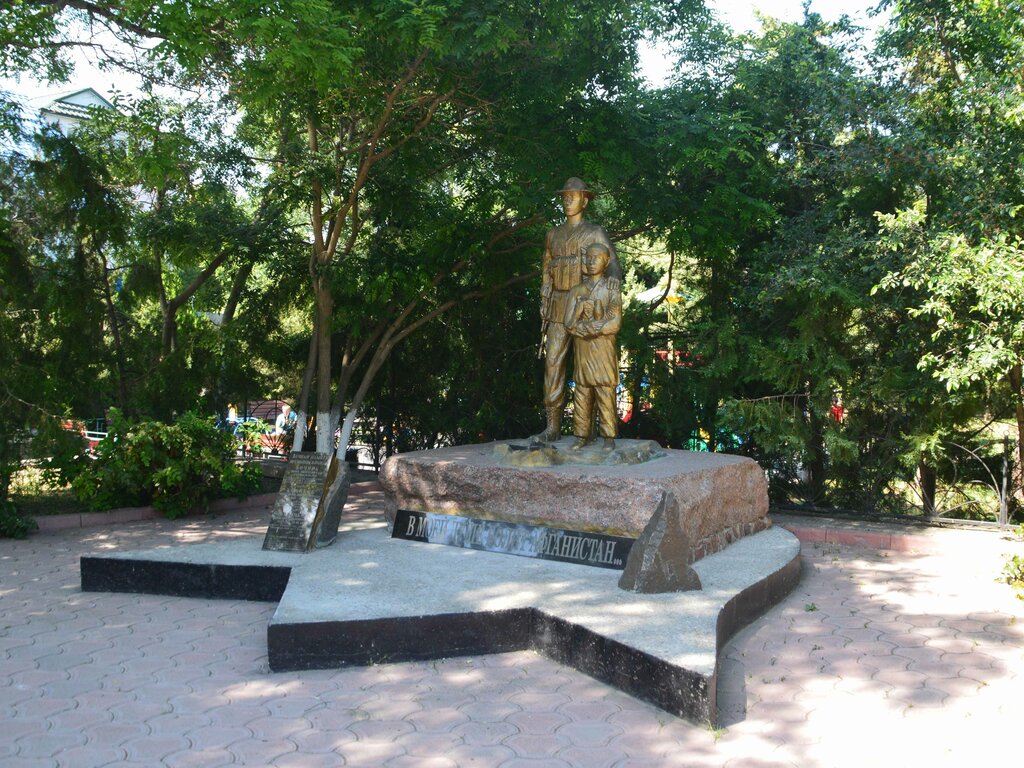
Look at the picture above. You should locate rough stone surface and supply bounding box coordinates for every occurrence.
[618,491,702,593]
[380,441,770,565]
[494,437,664,467]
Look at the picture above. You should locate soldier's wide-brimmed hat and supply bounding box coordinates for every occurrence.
[558,177,595,199]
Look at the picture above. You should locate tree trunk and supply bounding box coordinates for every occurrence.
[98,256,130,411]
[333,340,394,462]
[1009,363,1024,506]
[805,387,827,504]
[918,456,937,517]
[291,315,319,453]
[222,261,254,325]
[314,276,334,453]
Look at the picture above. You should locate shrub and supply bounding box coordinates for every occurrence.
[30,418,91,488]
[0,500,37,539]
[1003,525,1024,602]
[72,409,261,519]
[235,418,271,457]
[1002,555,1024,601]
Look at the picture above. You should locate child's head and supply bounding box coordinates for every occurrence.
[583,243,611,276]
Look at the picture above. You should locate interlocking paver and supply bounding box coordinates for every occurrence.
[453,719,520,744]
[5,758,58,768]
[271,750,346,767]
[500,759,572,768]
[13,730,85,758]
[386,756,457,768]
[12,695,76,719]
[161,748,236,768]
[502,732,573,758]
[3,503,1023,767]
[225,737,298,763]
[504,709,570,735]
[122,733,193,761]
[332,738,406,765]
[51,744,126,767]
[555,698,621,722]
[346,716,417,741]
[289,726,358,753]
[403,705,471,733]
[395,730,463,757]
[553,719,620,746]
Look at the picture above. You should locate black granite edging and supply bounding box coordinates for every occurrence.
[268,609,534,671]
[715,551,802,656]
[530,610,712,723]
[78,538,802,726]
[80,557,292,602]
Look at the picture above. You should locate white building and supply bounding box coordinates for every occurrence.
[32,87,114,134]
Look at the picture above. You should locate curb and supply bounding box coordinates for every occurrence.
[32,482,384,532]
[778,523,935,553]
[772,512,1017,555]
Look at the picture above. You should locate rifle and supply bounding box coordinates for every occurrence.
[537,281,552,359]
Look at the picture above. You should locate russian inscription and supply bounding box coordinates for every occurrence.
[262,452,338,553]
[392,509,634,570]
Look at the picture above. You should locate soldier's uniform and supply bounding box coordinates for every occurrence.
[564,272,621,441]
[540,220,621,429]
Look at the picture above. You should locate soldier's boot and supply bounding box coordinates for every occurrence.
[533,408,562,443]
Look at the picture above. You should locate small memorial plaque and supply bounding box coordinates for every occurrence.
[392,510,634,570]
[262,452,343,552]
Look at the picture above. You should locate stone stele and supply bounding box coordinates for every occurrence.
[380,438,770,592]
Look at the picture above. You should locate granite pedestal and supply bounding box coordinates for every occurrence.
[380,440,772,592]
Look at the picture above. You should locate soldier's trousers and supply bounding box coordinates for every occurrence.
[543,321,572,410]
[573,385,617,439]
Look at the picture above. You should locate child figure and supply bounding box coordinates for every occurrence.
[564,242,622,450]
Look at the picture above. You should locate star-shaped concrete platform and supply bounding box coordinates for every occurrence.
[81,509,799,725]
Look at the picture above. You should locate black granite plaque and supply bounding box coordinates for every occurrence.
[392,510,634,570]
[262,452,339,552]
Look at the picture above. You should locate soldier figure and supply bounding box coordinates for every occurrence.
[536,178,621,442]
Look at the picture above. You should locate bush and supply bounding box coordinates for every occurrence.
[30,418,91,488]
[72,409,261,519]
[0,500,37,539]
[1002,555,1024,601]
[1003,525,1024,602]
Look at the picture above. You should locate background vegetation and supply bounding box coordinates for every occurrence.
[1,0,1021,525]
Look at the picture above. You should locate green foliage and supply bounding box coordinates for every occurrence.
[876,202,1024,392]
[1002,544,1024,601]
[234,419,272,456]
[29,420,90,489]
[0,499,37,539]
[72,409,260,518]
[3,0,1024,519]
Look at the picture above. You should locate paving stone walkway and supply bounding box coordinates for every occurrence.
[2,490,1023,767]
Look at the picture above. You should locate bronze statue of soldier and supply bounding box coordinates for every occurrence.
[536,178,621,443]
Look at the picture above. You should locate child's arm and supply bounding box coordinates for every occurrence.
[600,285,622,335]
[587,282,621,336]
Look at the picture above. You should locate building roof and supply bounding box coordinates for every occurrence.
[34,87,115,122]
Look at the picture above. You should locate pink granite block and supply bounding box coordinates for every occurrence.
[381,440,769,565]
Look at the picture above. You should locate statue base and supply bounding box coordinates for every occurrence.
[380,439,771,592]
[494,436,664,467]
